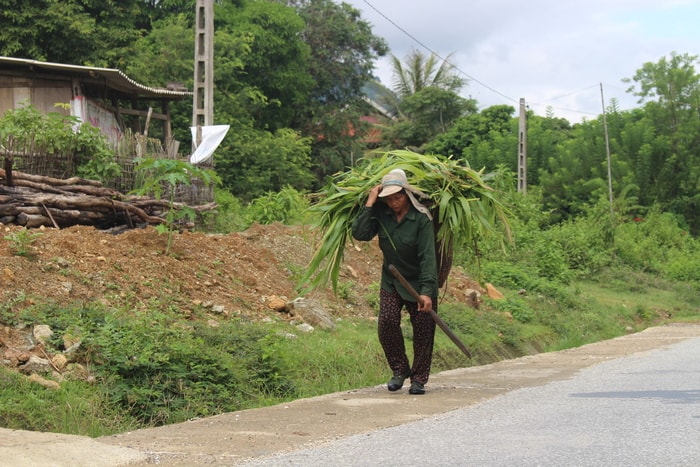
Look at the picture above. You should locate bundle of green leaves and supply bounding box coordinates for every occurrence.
[297,149,513,294]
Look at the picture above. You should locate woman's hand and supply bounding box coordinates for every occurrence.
[366,184,381,207]
[418,295,433,312]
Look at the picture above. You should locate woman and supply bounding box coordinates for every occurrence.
[351,169,438,395]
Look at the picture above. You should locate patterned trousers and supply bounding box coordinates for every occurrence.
[378,288,437,385]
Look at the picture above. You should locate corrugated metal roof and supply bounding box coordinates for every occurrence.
[0,56,192,99]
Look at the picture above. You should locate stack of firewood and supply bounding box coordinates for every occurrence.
[0,168,215,230]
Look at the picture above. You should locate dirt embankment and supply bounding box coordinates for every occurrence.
[1,222,482,369]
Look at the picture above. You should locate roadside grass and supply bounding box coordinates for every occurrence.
[575,270,700,323]
[0,368,139,437]
[0,266,697,437]
[274,318,388,396]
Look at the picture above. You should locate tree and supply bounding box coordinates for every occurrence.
[284,0,390,182]
[390,49,465,99]
[219,1,313,132]
[215,126,314,202]
[426,105,516,165]
[286,0,389,107]
[0,0,98,63]
[623,52,700,229]
[122,1,317,197]
[0,0,148,67]
[125,14,194,90]
[384,87,474,150]
[516,113,572,187]
[381,49,474,149]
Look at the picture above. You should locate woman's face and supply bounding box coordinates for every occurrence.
[383,191,409,214]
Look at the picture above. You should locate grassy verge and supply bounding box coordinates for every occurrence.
[0,268,697,437]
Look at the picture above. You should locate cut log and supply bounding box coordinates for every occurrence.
[0,168,102,187]
[0,168,216,230]
[17,212,51,228]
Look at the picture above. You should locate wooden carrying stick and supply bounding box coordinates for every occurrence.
[388,264,472,359]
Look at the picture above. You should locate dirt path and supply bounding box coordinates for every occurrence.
[3,323,697,466]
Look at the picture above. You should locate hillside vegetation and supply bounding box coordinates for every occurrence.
[1,190,698,436]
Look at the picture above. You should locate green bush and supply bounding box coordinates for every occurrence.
[207,189,249,233]
[0,103,120,182]
[85,311,295,425]
[481,261,541,291]
[530,236,574,283]
[663,248,700,282]
[613,208,691,272]
[206,187,311,234]
[543,218,612,275]
[246,186,310,225]
[486,297,534,323]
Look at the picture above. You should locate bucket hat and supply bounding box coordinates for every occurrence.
[377,169,432,220]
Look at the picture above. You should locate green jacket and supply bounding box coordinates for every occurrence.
[352,204,438,300]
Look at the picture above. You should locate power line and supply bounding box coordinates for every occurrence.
[546,84,600,102]
[358,0,632,119]
[359,0,519,104]
[528,82,637,118]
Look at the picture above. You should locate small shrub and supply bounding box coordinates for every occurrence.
[481,261,540,291]
[487,297,535,323]
[613,208,692,273]
[0,292,27,326]
[207,189,249,233]
[337,280,356,303]
[663,249,700,282]
[0,103,120,183]
[4,228,43,257]
[131,157,219,254]
[246,186,310,226]
[531,237,574,283]
[364,282,381,311]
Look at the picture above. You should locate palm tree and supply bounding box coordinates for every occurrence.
[374,49,473,149]
[390,49,465,98]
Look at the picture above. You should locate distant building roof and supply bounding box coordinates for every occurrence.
[362,80,397,119]
[0,56,191,100]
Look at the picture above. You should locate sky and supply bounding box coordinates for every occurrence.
[344,0,700,123]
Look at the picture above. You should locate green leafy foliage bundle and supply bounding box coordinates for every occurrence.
[297,149,513,293]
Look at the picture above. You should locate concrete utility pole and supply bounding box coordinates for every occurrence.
[192,0,214,146]
[600,83,615,222]
[517,98,527,194]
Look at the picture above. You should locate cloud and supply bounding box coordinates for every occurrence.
[346,0,700,122]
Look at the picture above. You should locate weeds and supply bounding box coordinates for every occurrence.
[4,228,43,257]
[364,282,381,311]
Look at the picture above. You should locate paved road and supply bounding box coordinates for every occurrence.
[2,323,699,466]
[241,330,700,466]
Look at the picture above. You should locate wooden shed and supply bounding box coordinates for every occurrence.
[0,56,191,150]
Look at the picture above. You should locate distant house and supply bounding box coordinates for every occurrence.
[359,81,398,148]
[0,56,191,151]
